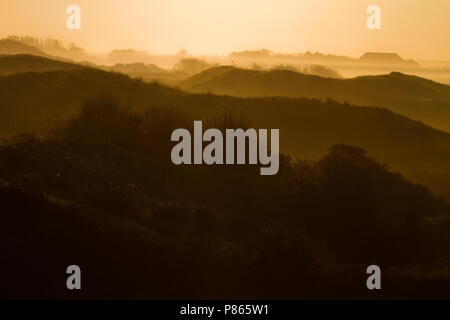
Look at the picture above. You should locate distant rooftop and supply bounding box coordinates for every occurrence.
[359,52,419,67]
[360,52,402,61]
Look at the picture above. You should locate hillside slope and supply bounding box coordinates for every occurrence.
[0,54,83,76]
[1,64,450,198]
[181,66,450,132]
[0,39,47,56]
[1,99,449,299]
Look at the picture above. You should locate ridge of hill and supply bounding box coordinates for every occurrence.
[0,39,47,57]
[0,54,84,76]
[181,66,450,132]
[2,62,450,198]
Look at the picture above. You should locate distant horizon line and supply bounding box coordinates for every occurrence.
[2,34,450,63]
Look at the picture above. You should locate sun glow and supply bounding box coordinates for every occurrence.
[1,0,450,60]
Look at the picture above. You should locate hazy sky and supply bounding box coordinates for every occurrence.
[1,0,450,60]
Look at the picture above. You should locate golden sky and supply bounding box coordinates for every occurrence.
[1,0,450,60]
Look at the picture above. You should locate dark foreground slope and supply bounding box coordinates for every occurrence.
[181,66,450,132]
[1,98,449,299]
[1,66,450,199]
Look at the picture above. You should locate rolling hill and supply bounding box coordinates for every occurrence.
[0,39,47,56]
[1,100,449,299]
[181,66,450,132]
[2,54,450,298]
[0,54,83,76]
[2,55,450,199]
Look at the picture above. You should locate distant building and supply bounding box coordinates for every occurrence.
[359,52,419,68]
